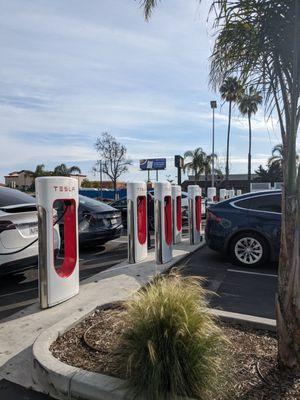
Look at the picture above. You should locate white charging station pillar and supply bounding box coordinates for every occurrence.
[36,177,79,309]
[236,189,242,196]
[127,182,147,263]
[171,185,182,244]
[207,187,217,203]
[155,182,172,264]
[219,189,227,201]
[188,185,202,245]
[228,189,235,198]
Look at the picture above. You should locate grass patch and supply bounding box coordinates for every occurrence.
[114,270,230,400]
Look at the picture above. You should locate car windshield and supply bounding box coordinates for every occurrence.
[79,195,115,211]
[0,187,35,207]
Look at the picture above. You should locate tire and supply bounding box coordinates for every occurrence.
[229,232,269,267]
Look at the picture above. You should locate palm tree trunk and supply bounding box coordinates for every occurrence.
[225,101,232,189]
[247,112,252,192]
[276,0,300,369]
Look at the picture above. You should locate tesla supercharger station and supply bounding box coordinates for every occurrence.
[207,187,217,203]
[155,182,173,264]
[188,185,202,245]
[36,177,79,309]
[127,182,147,263]
[228,189,235,198]
[220,189,227,201]
[171,185,182,244]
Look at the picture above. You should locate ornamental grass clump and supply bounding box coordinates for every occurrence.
[115,270,230,400]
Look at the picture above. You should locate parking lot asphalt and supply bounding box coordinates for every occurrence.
[0,236,128,321]
[180,244,278,319]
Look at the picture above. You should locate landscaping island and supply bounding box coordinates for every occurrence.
[51,303,300,399]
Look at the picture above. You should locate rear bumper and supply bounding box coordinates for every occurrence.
[79,226,123,245]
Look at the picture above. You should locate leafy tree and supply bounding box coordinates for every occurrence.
[219,76,243,188]
[95,132,132,199]
[238,87,263,191]
[254,163,283,185]
[140,0,300,368]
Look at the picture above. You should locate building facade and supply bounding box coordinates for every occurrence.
[5,171,87,190]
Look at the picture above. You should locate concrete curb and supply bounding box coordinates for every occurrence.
[210,309,276,332]
[32,240,205,400]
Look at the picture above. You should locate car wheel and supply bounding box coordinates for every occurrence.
[229,232,269,267]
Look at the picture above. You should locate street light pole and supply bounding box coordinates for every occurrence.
[210,100,217,188]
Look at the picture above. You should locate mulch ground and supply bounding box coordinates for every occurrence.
[50,303,300,399]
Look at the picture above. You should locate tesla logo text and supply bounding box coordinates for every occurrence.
[53,186,76,192]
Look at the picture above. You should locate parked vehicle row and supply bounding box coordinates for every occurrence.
[111,190,206,228]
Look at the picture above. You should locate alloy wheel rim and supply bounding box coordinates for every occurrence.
[234,237,263,265]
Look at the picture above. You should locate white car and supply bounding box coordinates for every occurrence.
[0,187,60,275]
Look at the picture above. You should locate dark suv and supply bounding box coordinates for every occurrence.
[205,190,281,266]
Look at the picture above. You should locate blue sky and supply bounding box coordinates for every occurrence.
[0,0,281,184]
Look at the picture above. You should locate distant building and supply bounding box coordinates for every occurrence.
[5,170,34,190]
[183,173,258,193]
[5,171,87,190]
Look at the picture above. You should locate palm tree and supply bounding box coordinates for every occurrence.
[219,76,243,189]
[52,164,81,176]
[183,148,205,181]
[140,0,300,368]
[33,164,47,178]
[269,144,283,168]
[238,87,263,191]
[209,0,300,369]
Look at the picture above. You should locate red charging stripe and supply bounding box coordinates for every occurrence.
[137,196,147,245]
[164,196,172,246]
[176,196,182,231]
[195,196,201,232]
[54,200,77,278]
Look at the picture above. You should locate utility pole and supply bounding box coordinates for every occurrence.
[175,155,183,186]
[210,100,217,187]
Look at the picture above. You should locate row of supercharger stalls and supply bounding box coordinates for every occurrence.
[127,182,202,265]
[34,177,204,309]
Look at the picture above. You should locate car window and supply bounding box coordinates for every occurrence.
[79,195,114,211]
[0,187,35,207]
[234,198,252,209]
[249,194,281,213]
[113,198,126,207]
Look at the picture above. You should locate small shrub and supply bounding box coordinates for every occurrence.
[114,270,230,400]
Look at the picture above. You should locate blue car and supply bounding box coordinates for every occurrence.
[205,190,281,266]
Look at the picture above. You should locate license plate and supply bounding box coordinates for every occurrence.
[110,218,117,225]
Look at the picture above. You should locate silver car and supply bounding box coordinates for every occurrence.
[0,187,60,275]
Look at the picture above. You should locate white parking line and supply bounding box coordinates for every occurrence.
[227,269,278,278]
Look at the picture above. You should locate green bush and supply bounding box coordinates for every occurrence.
[115,270,229,400]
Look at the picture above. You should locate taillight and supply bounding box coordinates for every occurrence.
[0,220,16,233]
[206,211,222,224]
